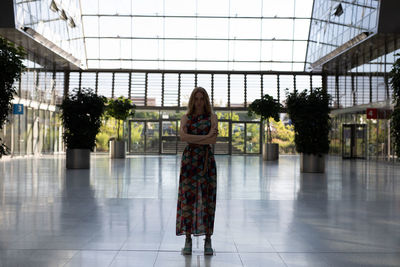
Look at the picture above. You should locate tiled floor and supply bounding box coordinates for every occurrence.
[0,154,400,266]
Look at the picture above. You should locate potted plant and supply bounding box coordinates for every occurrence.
[248,94,282,160]
[0,37,25,158]
[60,88,106,169]
[389,54,400,160]
[105,96,135,158]
[285,88,331,173]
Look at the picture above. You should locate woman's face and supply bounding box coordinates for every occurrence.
[194,91,205,113]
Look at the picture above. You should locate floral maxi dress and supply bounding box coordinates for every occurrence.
[176,114,217,236]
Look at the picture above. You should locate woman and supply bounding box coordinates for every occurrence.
[176,87,218,255]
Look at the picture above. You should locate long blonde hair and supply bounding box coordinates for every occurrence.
[187,87,213,116]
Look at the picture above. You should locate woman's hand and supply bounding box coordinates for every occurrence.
[208,126,218,137]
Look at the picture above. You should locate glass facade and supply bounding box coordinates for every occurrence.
[306,0,379,70]
[68,70,321,155]
[305,0,400,161]
[1,55,64,157]
[330,112,392,160]
[13,0,85,66]
[67,70,323,108]
[80,0,314,71]
[4,103,63,156]
[2,0,399,160]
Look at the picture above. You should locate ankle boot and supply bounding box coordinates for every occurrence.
[182,237,192,255]
[204,237,213,255]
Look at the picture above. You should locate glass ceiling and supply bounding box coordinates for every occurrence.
[80,0,313,71]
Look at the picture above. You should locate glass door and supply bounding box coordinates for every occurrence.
[129,120,160,154]
[342,124,352,158]
[161,120,178,154]
[145,121,160,153]
[214,120,230,154]
[231,122,260,154]
[354,125,367,158]
[129,121,145,153]
[231,123,244,154]
[342,124,367,159]
[246,122,260,154]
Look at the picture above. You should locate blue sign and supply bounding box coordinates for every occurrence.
[13,104,24,115]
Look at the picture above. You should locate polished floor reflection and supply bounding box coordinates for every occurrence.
[0,155,400,266]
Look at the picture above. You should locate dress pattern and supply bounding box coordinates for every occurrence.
[176,114,217,236]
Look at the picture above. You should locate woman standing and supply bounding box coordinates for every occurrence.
[176,87,218,255]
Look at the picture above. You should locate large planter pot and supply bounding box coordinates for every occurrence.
[300,153,325,173]
[109,140,126,158]
[66,148,90,169]
[263,143,279,161]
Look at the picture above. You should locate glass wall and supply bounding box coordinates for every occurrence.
[81,0,313,71]
[330,112,393,160]
[13,0,85,66]
[69,70,323,108]
[2,55,64,157]
[3,104,62,157]
[307,0,379,68]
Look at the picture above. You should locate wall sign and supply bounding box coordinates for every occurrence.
[13,104,24,115]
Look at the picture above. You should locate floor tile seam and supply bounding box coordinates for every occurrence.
[71,229,99,251]
[257,239,289,267]
[102,221,138,252]
[232,238,245,267]
[276,252,289,267]
[0,248,125,252]
[276,252,400,254]
[152,248,160,267]
[154,203,178,252]
[152,207,174,267]
[107,249,121,267]
[7,248,342,254]
[157,250,239,253]
[60,249,80,267]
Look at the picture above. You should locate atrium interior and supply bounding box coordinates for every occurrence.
[0,0,400,266]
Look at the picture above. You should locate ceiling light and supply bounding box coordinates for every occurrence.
[59,9,68,21]
[50,0,58,12]
[68,17,76,28]
[333,4,343,17]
